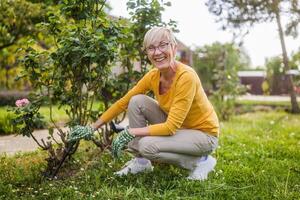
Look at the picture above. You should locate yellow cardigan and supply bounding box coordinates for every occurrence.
[100,62,219,137]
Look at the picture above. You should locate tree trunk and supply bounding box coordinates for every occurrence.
[274,5,300,113]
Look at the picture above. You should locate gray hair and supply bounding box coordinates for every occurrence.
[143,27,177,50]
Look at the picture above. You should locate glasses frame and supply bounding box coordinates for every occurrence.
[145,42,171,55]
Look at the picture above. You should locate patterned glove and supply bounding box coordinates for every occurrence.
[68,125,95,142]
[111,128,135,158]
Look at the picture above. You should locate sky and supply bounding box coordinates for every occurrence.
[108,0,300,68]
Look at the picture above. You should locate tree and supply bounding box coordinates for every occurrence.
[265,56,284,95]
[290,49,300,70]
[0,0,45,50]
[0,0,48,90]
[206,0,300,113]
[287,50,300,94]
[193,42,249,91]
[193,42,247,120]
[11,0,126,178]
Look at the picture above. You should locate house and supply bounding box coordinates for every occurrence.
[176,39,193,66]
[238,70,300,95]
[238,71,266,95]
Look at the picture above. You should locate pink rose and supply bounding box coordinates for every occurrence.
[15,98,30,107]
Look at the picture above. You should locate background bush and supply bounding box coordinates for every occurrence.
[0,91,29,106]
[0,110,15,135]
[0,106,47,135]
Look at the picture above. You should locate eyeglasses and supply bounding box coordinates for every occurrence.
[145,42,170,55]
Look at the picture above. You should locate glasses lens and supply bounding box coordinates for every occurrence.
[146,46,155,54]
[146,42,169,54]
[158,43,169,52]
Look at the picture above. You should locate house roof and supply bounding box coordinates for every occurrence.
[176,39,191,51]
[286,69,300,75]
[238,70,300,77]
[238,71,266,77]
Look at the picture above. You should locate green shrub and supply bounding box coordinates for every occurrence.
[0,110,15,135]
[0,106,47,135]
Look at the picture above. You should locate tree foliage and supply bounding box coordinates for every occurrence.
[0,0,50,90]
[193,42,247,120]
[10,0,126,178]
[206,0,300,113]
[193,42,249,91]
[0,0,45,50]
[206,0,300,32]
[265,53,300,95]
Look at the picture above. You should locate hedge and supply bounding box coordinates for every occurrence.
[0,91,30,106]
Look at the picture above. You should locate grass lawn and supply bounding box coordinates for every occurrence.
[236,99,294,107]
[0,111,299,199]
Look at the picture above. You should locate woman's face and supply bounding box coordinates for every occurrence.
[146,37,177,71]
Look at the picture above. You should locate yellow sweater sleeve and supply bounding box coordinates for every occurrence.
[99,71,153,123]
[148,72,196,135]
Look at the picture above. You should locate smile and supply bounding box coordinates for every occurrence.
[154,57,166,62]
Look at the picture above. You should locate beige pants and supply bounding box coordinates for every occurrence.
[127,95,218,170]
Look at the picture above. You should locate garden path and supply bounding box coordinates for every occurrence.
[0,118,129,155]
[0,128,65,155]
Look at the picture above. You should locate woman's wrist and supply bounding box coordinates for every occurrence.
[128,127,150,137]
[91,119,104,131]
[126,128,135,137]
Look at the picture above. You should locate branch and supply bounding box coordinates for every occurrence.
[98,0,107,13]
[48,85,65,138]
[29,132,50,150]
[0,41,15,51]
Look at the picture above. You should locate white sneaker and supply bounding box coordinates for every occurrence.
[114,158,153,176]
[187,155,217,181]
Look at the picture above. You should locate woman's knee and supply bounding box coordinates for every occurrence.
[138,137,158,160]
[128,94,147,110]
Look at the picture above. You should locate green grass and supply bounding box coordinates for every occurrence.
[0,111,299,199]
[236,99,296,107]
[235,100,293,114]
[38,105,69,124]
[38,101,104,123]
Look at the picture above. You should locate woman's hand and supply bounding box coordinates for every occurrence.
[111,129,135,158]
[68,125,95,142]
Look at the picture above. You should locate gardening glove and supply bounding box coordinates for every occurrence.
[111,128,135,158]
[68,125,95,142]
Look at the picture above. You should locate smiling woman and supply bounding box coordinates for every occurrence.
[143,27,177,73]
[84,27,220,181]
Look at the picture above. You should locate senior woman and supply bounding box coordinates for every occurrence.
[91,27,219,181]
